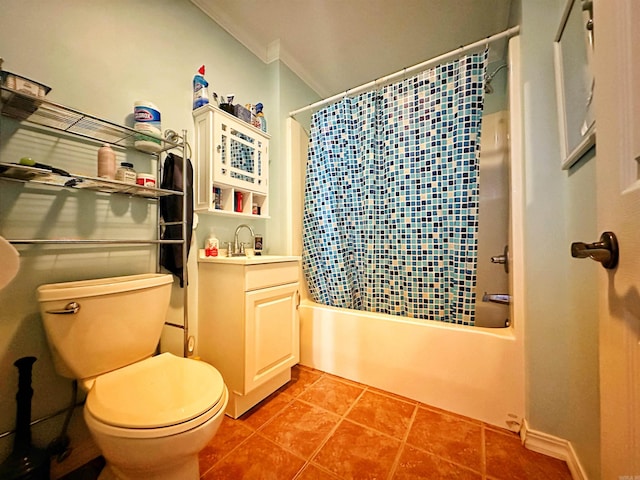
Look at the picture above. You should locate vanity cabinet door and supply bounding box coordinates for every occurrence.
[244,282,299,393]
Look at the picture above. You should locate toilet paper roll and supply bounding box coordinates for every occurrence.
[0,236,20,290]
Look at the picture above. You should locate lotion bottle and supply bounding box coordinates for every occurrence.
[97,144,116,179]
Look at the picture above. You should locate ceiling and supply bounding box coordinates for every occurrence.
[191,0,515,98]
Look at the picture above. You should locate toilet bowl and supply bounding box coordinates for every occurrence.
[84,353,228,480]
[37,274,228,480]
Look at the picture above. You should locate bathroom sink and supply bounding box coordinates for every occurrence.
[198,250,300,265]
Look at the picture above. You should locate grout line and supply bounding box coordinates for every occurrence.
[296,383,369,477]
[199,423,255,478]
[481,423,487,477]
[386,401,419,479]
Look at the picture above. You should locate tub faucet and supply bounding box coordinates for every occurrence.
[233,224,255,256]
[482,292,512,305]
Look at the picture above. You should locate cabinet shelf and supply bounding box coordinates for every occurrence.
[0,162,182,198]
[1,86,181,151]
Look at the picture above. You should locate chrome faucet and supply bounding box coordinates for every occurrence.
[482,292,512,305]
[233,224,255,256]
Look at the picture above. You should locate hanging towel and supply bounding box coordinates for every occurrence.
[160,153,193,287]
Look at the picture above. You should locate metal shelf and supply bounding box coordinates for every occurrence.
[0,86,181,151]
[0,74,192,357]
[0,162,183,198]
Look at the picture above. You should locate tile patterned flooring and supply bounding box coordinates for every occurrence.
[198,365,573,480]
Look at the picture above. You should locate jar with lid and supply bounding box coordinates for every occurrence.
[115,162,137,184]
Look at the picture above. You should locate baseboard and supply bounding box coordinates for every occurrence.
[521,419,589,480]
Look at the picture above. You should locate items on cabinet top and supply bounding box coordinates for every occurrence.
[190,68,267,133]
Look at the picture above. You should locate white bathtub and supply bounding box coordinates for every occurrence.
[292,37,524,433]
[299,299,524,429]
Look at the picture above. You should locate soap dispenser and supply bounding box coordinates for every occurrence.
[205,229,219,257]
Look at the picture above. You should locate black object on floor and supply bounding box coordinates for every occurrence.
[0,356,51,479]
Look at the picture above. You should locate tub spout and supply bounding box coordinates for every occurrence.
[482,292,511,305]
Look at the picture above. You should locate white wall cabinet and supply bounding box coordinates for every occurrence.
[198,258,300,417]
[193,104,269,218]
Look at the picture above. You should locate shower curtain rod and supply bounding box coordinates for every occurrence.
[289,25,520,117]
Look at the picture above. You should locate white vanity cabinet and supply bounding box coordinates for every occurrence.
[193,104,269,217]
[197,256,300,418]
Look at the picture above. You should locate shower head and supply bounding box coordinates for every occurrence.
[484,63,508,94]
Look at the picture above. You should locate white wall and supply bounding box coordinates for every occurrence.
[0,1,317,475]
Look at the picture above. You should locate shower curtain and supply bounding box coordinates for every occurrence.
[302,51,487,325]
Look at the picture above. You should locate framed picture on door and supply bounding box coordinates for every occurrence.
[554,0,596,170]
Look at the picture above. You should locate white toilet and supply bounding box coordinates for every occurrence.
[37,273,228,480]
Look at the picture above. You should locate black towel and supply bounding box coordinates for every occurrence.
[160,153,193,287]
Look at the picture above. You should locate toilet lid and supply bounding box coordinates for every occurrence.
[85,353,225,429]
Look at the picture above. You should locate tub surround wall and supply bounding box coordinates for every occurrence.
[475,110,510,327]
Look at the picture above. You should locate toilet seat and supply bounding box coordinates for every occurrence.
[84,353,226,438]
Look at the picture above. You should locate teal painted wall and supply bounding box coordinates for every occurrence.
[0,0,318,465]
[519,0,600,477]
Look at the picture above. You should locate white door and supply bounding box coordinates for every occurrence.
[594,1,640,476]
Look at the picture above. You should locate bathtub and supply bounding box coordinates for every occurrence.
[299,299,524,429]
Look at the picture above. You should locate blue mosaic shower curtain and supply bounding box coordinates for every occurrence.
[303,52,487,325]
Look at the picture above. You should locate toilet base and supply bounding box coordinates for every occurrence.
[98,456,200,480]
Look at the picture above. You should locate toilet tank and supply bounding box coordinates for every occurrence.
[37,273,174,380]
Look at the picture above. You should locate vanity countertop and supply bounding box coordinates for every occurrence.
[198,250,300,265]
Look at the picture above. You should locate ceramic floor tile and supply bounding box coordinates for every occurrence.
[298,376,365,416]
[237,390,293,430]
[313,419,401,480]
[392,444,482,479]
[485,429,573,480]
[406,406,483,472]
[279,364,324,398]
[295,463,343,480]
[260,399,341,459]
[198,416,253,474]
[346,390,416,439]
[201,433,305,480]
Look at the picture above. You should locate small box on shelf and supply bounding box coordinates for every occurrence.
[206,184,268,218]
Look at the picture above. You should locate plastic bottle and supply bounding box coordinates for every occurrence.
[115,162,137,184]
[255,103,267,133]
[254,234,263,256]
[133,101,162,153]
[97,144,116,179]
[193,65,209,110]
[205,229,219,257]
